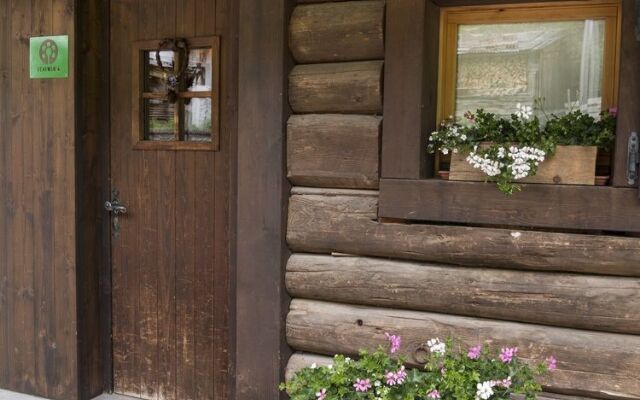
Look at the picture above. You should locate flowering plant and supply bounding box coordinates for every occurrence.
[427,101,616,194]
[280,334,556,400]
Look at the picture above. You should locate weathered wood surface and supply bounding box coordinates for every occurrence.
[287,114,381,189]
[450,146,598,185]
[286,254,640,334]
[379,179,640,233]
[290,1,384,63]
[0,0,79,399]
[287,300,640,399]
[287,188,640,276]
[285,354,603,400]
[289,61,383,114]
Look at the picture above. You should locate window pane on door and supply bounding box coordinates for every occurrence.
[186,48,213,92]
[145,50,175,92]
[456,20,605,120]
[144,98,176,141]
[184,97,212,142]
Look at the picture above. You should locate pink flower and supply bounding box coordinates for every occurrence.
[384,370,396,385]
[500,347,518,363]
[468,345,482,360]
[428,390,441,399]
[353,378,372,392]
[395,366,407,384]
[385,332,402,354]
[440,367,447,375]
[546,356,557,371]
[498,377,512,388]
[315,388,327,400]
[608,107,618,117]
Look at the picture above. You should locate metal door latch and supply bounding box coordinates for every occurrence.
[105,189,128,237]
[629,132,639,185]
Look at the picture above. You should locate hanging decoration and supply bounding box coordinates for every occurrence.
[155,38,190,103]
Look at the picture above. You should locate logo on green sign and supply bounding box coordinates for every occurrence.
[30,35,68,79]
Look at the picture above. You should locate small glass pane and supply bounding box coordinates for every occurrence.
[184,97,212,142]
[145,50,175,92]
[186,48,213,92]
[144,99,176,141]
[455,20,605,120]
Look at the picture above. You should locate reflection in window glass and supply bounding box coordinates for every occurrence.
[145,50,175,92]
[184,97,212,142]
[144,99,176,141]
[456,20,605,120]
[186,48,213,92]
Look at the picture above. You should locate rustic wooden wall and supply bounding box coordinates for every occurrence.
[285,1,640,399]
[0,0,79,399]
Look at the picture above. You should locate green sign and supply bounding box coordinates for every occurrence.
[30,35,69,79]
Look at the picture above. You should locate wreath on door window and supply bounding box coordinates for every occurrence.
[155,38,190,103]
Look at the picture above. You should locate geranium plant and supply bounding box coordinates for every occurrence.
[426,100,616,194]
[281,334,557,400]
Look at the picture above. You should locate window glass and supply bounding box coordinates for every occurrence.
[455,20,605,120]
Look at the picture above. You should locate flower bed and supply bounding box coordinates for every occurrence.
[281,334,556,400]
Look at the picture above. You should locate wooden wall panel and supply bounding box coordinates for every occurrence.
[287,299,640,399]
[289,61,383,114]
[287,254,640,334]
[287,114,381,189]
[0,0,78,399]
[287,188,640,276]
[289,1,385,63]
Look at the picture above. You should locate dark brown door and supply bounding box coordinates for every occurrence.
[109,1,231,399]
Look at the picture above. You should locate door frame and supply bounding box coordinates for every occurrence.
[76,0,292,399]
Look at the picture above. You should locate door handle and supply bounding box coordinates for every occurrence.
[105,189,128,236]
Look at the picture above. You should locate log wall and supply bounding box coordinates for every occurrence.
[285,1,640,399]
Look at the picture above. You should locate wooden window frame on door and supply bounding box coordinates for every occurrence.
[131,36,221,151]
[379,0,640,233]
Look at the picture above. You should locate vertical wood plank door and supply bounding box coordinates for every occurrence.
[109,1,233,399]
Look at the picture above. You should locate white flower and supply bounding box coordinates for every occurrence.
[475,381,495,400]
[374,380,382,387]
[441,149,449,155]
[345,357,352,363]
[460,134,467,141]
[310,363,317,369]
[515,103,533,120]
[426,338,446,354]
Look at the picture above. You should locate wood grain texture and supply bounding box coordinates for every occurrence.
[287,188,640,276]
[450,146,598,185]
[287,299,640,399]
[110,1,231,399]
[287,114,381,189]
[286,254,640,334]
[236,0,291,399]
[379,179,640,233]
[289,1,384,63]
[612,0,640,187]
[381,0,439,179]
[289,61,383,114]
[0,0,79,398]
[285,353,609,400]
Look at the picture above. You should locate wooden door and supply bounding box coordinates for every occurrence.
[109,1,231,399]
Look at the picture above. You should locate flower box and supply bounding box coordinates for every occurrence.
[449,145,598,185]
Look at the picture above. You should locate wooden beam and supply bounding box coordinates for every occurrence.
[237,0,291,398]
[381,0,439,179]
[289,61,383,114]
[287,299,640,399]
[287,254,640,334]
[287,114,381,189]
[287,188,640,276]
[379,179,640,233]
[612,0,640,187]
[289,1,384,64]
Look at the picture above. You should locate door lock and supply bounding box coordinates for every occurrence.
[105,189,128,236]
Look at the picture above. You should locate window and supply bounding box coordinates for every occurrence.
[438,3,620,123]
[379,0,640,233]
[132,36,220,151]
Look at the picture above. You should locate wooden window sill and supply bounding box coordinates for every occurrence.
[378,178,640,233]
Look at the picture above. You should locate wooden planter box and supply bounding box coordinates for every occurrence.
[449,145,598,185]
